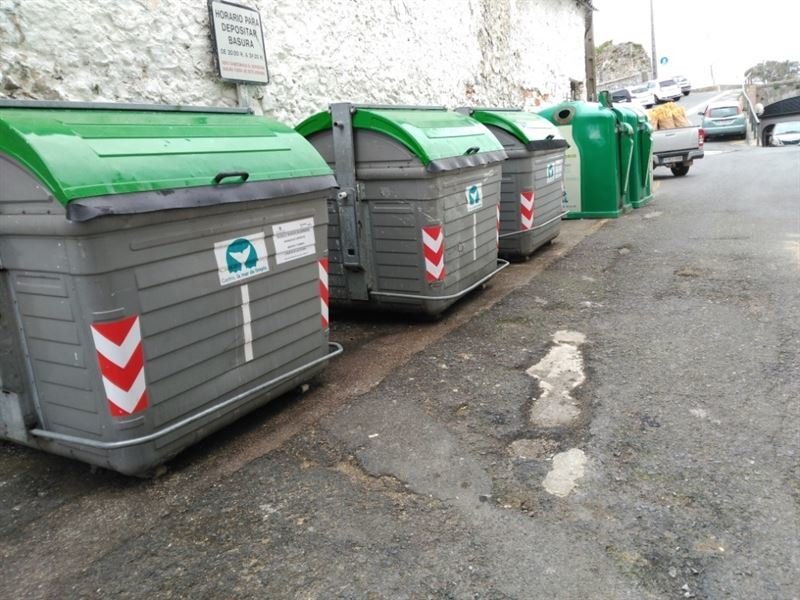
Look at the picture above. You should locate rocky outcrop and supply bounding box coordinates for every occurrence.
[596,40,651,88]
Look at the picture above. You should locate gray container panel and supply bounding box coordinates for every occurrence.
[494,151,565,258]
[0,155,53,209]
[145,288,318,389]
[325,201,347,300]
[483,124,565,258]
[0,183,331,473]
[26,338,85,369]
[307,130,425,181]
[529,149,566,247]
[37,383,99,433]
[365,168,501,310]
[153,324,322,429]
[1,277,29,395]
[16,291,75,321]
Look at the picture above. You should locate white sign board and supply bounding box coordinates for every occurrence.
[272,218,316,265]
[209,0,269,84]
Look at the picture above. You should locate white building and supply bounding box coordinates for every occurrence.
[0,0,588,124]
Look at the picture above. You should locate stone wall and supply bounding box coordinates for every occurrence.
[0,0,586,124]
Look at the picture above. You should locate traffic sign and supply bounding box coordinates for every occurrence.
[659,56,669,65]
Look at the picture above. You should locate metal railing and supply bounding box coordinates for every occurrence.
[740,83,761,145]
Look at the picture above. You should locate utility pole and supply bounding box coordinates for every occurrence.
[650,0,658,79]
[584,4,597,101]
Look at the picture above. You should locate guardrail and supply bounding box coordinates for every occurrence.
[741,83,761,145]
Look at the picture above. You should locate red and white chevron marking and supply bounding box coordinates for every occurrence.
[319,258,329,329]
[520,190,535,230]
[90,315,148,418]
[496,204,501,247]
[422,225,445,282]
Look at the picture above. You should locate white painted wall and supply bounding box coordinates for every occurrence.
[0,0,586,125]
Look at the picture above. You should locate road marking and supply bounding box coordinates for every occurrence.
[543,448,587,497]
[240,284,254,362]
[526,330,586,427]
[686,89,741,116]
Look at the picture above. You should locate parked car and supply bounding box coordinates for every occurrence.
[654,79,683,103]
[673,75,691,96]
[629,83,656,108]
[768,121,800,146]
[700,102,747,139]
[610,88,632,103]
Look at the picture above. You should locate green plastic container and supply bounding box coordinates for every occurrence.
[625,104,654,208]
[537,99,635,219]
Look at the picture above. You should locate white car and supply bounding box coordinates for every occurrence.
[629,83,656,108]
[653,79,683,103]
[769,121,800,146]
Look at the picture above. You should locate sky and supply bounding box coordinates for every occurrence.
[592,0,800,86]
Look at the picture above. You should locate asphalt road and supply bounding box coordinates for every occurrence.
[1,140,798,598]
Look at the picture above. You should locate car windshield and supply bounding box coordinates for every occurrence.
[660,79,676,87]
[631,85,648,93]
[708,106,738,118]
[774,121,800,134]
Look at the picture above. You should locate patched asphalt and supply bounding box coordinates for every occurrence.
[1,144,798,598]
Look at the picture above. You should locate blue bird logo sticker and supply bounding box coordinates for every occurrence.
[226,238,258,273]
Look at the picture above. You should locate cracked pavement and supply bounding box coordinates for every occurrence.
[1,144,799,598]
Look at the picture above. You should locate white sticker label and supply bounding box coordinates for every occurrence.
[559,125,581,213]
[272,217,316,265]
[214,232,269,286]
[466,183,483,212]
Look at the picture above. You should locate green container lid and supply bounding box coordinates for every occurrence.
[461,108,569,151]
[0,102,335,212]
[296,106,506,172]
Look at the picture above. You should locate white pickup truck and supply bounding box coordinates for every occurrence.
[652,126,705,176]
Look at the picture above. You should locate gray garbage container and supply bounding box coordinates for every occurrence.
[458,108,569,259]
[0,101,341,475]
[296,104,509,316]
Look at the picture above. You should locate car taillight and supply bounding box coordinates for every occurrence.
[698,128,705,147]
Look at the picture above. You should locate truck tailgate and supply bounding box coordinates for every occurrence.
[654,127,699,153]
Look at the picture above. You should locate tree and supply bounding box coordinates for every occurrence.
[745,60,800,84]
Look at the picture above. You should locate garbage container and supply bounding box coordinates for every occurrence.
[613,105,643,210]
[537,96,635,219]
[623,103,654,208]
[457,108,569,259]
[0,101,341,475]
[296,104,509,316]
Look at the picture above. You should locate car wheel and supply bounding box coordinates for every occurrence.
[671,164,690,177]
[683,91,690,96]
